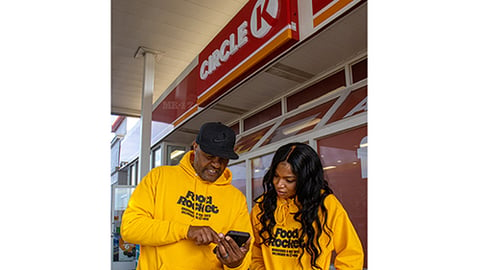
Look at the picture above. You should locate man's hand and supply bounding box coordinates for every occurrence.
[187,225,220,245]
[215,234,251,268]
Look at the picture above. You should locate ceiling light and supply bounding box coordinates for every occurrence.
[170,150,185,160]
[282,118,321,135]
[323,166,336,170]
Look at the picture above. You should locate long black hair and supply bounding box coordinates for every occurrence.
[254,142,333,269]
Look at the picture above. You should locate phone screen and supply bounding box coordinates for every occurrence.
[213,230,250,253]
[226,230,250,247]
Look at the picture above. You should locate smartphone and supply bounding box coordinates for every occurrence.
[225,230,250,247]
[213,230,250,253]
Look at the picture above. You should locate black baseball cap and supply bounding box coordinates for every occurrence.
[195,122,239,160]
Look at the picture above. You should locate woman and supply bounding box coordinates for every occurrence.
[250,142,363,270]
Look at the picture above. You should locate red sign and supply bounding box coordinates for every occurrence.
[312,0,355,28]
[197,0,299,106]
[151,70,198,124]
[152,0,300,126]
[312,0,335,15]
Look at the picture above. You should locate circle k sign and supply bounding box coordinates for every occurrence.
[199,0,280,81]
[251,0,279,38]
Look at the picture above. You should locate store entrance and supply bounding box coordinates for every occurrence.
[111,185,136,270]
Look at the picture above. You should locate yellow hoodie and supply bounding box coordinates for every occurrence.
[250,194,363,270]
[121,151,253,270]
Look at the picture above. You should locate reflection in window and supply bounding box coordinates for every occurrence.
[229,162,246,196]
[153,147,162,168]
[234,125,273,154]
[351,58,367,83]
[317,125,367,267]
[229,122,239,136]
[357,136,368,179]
[129,162,138,186]
[287,69,345,111]
[326,86,367,125]
[112,186,136,262]
[260,99,337,147]
[244,102,281,131]
[251,152,274,206]
[167,145,186,166]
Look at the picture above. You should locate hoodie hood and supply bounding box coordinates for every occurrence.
[275,197,299,226]
[179,150,232,186]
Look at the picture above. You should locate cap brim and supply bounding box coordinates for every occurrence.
[199,145,239,160]
[225,152,239,160]
[212,151,239,160]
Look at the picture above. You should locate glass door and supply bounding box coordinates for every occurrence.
[111,185,136,270]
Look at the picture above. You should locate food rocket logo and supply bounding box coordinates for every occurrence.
[251,0,279,38]
[268,228,303,257]
[177,190,219,220]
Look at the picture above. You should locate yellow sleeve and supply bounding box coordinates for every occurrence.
[249,205,266,270]
[327,196,364,270]
[120,168,190,246]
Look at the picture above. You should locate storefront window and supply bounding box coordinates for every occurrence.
[229,122,239,136]
[112,186,136,262]
[167,145,186,165]
[234,125,274,154]
[287,69,345,111]
[153,146,162,168]
[244,102,281,131]
[326,86,367,124]
[128,162,138,186]
[111,139,121,175]
[351,58,367,83]
[228,162,247,196]
[251,152,274,206]
[317,125,367,267]
[260,99,337,147]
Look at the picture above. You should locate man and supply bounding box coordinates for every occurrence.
[121,122,252,270]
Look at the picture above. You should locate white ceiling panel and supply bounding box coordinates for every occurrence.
[111,0,249,116]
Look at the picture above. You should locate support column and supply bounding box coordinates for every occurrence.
[135,46,163,181]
